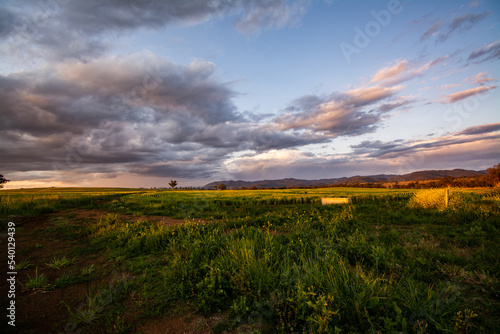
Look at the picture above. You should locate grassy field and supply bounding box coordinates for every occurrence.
[1,187,499,333]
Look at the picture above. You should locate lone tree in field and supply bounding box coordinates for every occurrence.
[0,174,9,188]
[168,180,178,190]
[218,183,227,190]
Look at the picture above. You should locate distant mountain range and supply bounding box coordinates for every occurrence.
[202,169,487,189]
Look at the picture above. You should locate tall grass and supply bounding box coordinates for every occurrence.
[86,190,500,332]
[0,188,138,216]
[9,187,500,332]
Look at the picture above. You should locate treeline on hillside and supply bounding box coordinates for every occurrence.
[390,175,495,189]
[251,164,499,190]
[324,164,500,189]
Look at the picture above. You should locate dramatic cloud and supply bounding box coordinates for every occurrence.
[467,41,500,63]
[224,149,348,181]
[443,85,496,103]
[1,0,309,62]
[274,85,403,136]
[0,53,332,180]
[0,6,16,36]
[228,123,500,180]
[3,49,431,183]
[1,1,498,187]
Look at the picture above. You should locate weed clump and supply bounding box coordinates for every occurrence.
[408,189,447,210]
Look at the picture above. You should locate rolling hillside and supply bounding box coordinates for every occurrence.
[203,169,487,189]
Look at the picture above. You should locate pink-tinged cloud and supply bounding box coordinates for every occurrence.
[275,85,402,135]
[464,72,495,85]
[370,60,410,84]
[370,57,446,86]
[440,83,461,90]
[443,85,496,103]
[228,125,500,181]
[350,123,500,172]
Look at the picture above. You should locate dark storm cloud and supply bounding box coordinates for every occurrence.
[0,6,16,36]
[57,0,303,34]
[0,54,329,179]
[0,55,239,134]
[131,163,216,179]
[245,126,327,152]
[1,0,308,61]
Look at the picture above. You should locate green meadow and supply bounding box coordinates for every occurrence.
[1,187,499,333]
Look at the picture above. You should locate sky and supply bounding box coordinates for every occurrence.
[0,0,499,189]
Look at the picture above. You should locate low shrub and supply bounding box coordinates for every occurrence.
[409,189,447,210]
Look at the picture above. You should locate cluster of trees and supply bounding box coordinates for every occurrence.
[233,164,500,190]
[391,164,500,189]
[327,182,386,189]
[391,177,490,189]
[210,183,227,190]
[327,164,500,189]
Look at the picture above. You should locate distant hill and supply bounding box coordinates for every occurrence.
[391,169,486,181]
[202,169,487,189]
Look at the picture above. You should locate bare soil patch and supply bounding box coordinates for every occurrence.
[1,209,219,334]
[69,208,208,227]
[139,312,214,334]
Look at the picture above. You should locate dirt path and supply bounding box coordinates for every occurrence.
[2,209,224,334]
[68,208,209,226]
